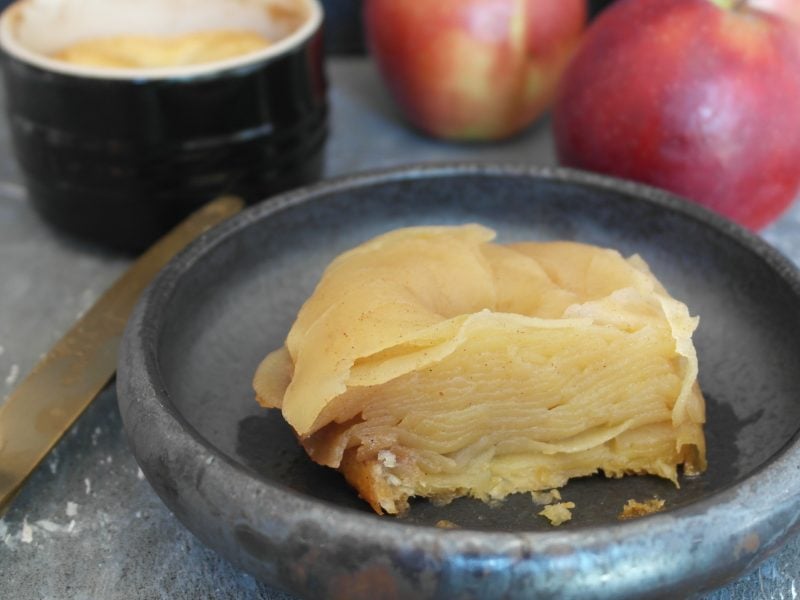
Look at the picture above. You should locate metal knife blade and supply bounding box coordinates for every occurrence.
[0,196,244,515]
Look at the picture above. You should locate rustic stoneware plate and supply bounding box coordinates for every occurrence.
[117,164,800,599]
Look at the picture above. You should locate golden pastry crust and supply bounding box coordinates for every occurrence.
[254,225,707,515]
[53,30,271,69]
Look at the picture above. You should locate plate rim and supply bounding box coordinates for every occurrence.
[118,162,800,597]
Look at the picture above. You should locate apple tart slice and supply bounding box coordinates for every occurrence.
[253,225,706,515]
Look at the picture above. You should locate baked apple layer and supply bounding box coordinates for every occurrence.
[254,225,706,515]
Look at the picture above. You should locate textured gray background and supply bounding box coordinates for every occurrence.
[1,59,799,599]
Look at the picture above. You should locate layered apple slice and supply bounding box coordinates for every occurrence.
[253,225,707,515]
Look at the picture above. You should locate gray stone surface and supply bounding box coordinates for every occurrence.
[1,58,799,599]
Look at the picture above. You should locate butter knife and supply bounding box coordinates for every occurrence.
[0,196,244,515]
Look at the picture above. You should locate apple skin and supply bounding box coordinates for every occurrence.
[364,0,587,141]
[750,0,800,26]
[553,0,800,229]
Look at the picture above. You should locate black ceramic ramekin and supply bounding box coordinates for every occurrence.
[0,0,327,251]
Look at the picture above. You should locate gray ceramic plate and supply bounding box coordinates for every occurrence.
[117,164,800,599]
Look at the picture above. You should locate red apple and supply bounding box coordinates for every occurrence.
[750,0,800,25]
[553,0,800,229]
[364,0,587,141]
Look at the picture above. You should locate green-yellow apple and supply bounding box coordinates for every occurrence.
[364,0,587,141]
[553,0,800,229]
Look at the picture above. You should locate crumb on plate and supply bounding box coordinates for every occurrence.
[539,502,575,526]
[531,489,562,506]
[619,498,666,520]
[435,519,459,529]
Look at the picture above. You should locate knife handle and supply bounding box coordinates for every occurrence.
[0,196,244,515]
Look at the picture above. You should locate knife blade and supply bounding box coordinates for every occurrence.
[0,196,244,515]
